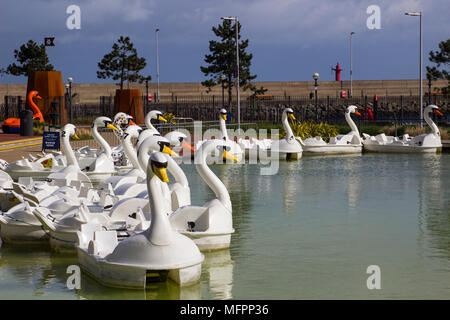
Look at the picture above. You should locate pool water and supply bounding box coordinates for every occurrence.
[0,153,449,299]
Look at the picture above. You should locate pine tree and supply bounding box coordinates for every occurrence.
[97,36,147,90]
[2,40,53,76]
[201,20,263,107]
[426,39,450,95]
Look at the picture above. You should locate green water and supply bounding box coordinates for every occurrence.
[0,153,449,299]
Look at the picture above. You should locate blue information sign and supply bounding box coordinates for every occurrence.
[42,131,60,151]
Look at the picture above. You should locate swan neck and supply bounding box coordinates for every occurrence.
[145,116,158,133]
[220,118,229,140]
[167,156,188,188]
[138,149,150,173]
[196,145,232,211]
[122,135,141,170]
[346,112,359,134]
[282,113,294,140]
[92,124,112,158]
[62,132,78,167]
[145,175,173,245]
[424,110,439,135]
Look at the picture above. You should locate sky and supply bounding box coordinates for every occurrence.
[0,0,449,84]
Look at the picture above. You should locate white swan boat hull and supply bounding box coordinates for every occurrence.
[302,144,362,154]
[0,219,48,243]
[6,169,56,181]
[77,247,202,288]
[363,144,441,153]
[179,231,233,251]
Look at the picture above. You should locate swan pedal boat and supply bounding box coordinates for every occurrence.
[297,105,363,155]
[362,105,443,153]
[76,152,204,288]
[196,109,244,163]
[239,108,302,160]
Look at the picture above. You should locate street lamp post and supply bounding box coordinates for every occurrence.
[221,16,240,132]
[220,74,226,107]
[428,78,432,106]
[67,77,73,123]
[155,28,160,103]
[145,78,149,112]
[65,84,69,118]
[350,32,355,98]
[405,11,423,128]
[313,73,319,122]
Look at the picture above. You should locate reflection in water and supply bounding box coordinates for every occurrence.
[0,243,75,298]
[282,162,299,215]
[342,156,361,210]
[0,240,234,299]
[201,250,234,300]
[417,154,450,260]
[211,164,253,254]
[1,154,450,299]
[78,272,201,300]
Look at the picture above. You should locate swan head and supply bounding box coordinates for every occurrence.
[123,124,143,140]
[219,109,227,121]
[148,152,169,183]
[145,110,167,125]
[283,108,296,120]
[164,131,188,147]
[425,105,444,116]
[62,124,80,140]
[346,105,361,116]
[135,129,159,150]
[137,135,178,160]
[93,116,118,131]
[28,90,42,100]
[195,140,239,163]
[113,113,135,128]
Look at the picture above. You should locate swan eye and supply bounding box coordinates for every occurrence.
[151,160,167,168]
[217,145,230,152]
[158,141,171,152]
[178,137,184,143]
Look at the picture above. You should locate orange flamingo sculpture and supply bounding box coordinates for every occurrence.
[2,90,44,133]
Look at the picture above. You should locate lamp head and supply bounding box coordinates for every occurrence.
[313,72,320,80]
[405,12,421,16]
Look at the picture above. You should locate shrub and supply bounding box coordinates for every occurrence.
[283,120,339,142]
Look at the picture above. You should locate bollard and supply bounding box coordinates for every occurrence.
[19,109,34,136]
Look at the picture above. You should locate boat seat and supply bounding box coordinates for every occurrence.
[402,134,410,141]
[78,223,102,248]
[93,230,118,257]
[17,177,34,188]
[375,133,387,143]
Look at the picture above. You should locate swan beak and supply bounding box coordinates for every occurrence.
[355,111,361,116]
[153,166,169,183]
[223,150,239,163]
[162,145,179,157]
[288,113,296,120]
[158,115,168,123]
[129,120,136,125]
[182,141,195,152]
[435,109,444,116]
[73,134,80,140]
[107,123,118,131]
[221,114,227,121]
[36,94,42,100]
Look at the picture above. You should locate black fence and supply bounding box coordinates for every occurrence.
[2,94,449,126]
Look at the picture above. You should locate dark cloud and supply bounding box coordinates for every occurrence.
[1,0,449,83]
